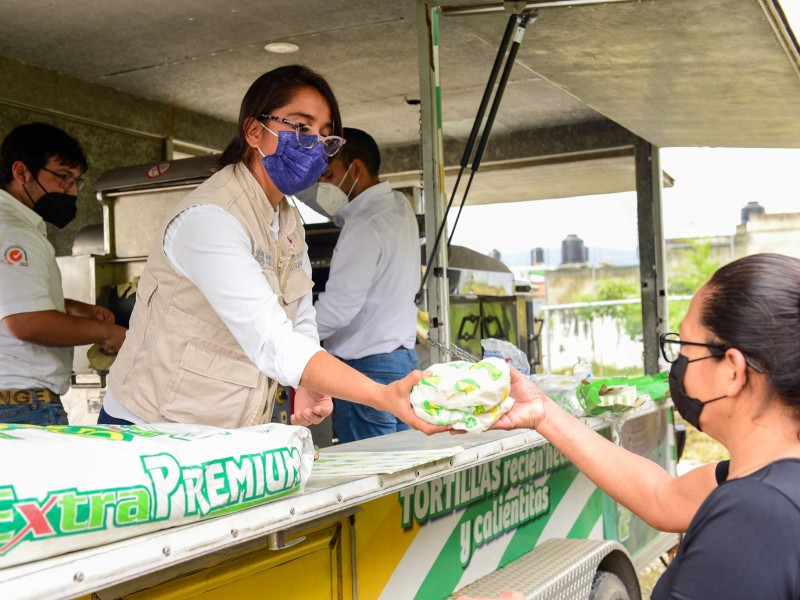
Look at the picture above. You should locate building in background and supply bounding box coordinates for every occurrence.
[503,206,800,374]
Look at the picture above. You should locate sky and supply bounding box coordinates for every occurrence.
[446,147,800,256]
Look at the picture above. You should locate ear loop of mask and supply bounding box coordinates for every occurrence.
[22,167,48,207]
[339,162,359,200]
[257,121,278,157]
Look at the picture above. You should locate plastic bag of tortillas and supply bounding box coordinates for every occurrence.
[0,422,314,568]
[410,357,514,432]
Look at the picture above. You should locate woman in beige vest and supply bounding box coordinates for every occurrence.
[101,65,446,435]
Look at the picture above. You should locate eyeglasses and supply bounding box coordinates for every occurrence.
[40,166,86,191]
[659,332,765,373]
[658,332,728,363]
[261,114,345,157]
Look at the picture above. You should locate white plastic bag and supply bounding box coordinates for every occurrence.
[481,338,530,375]
[411,357,514,432]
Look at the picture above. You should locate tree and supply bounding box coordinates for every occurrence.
[572,239,719,356]
[575,279,642,341]
[666,239,720,330]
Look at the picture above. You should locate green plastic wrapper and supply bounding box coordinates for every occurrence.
[576,371,669,416]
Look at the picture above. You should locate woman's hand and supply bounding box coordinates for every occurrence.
[381,369,450,436]
[291,386,333,426]
[490,366,547,431]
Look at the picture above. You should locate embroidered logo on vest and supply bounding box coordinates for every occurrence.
[289,257,303,273]
[254,248,273,270]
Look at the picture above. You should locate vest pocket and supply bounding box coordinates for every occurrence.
[161,341,260,428]
[282,268,313,306]
[136,268,159,306]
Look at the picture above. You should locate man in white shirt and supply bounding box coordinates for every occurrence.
[314,128,421,442]
[0,123,127,425]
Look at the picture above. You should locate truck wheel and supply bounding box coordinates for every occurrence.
[589,570,631,600]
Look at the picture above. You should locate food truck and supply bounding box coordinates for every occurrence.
[0,151,674,594]
[2,0,798,598]
[1,402,676,600]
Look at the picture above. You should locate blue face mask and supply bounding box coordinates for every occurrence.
[258,125,329,196]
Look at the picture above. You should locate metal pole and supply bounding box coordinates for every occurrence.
[418,1,451,363]
[635,138,668,374]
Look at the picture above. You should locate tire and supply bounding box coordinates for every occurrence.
[590,570,631,600]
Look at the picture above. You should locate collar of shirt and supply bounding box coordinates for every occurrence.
[270,206,280,238]
[337,181,393,224]
[233,162,296,251]
[0,188,46,235]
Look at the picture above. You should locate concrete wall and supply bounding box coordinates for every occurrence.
[545,264,640,305]
[538,218,800,372]
[665,236,736,275]
[0,55,234,256]
[546,217,800,307]
[734,212,800,260]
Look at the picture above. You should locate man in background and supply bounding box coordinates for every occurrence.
[313,128,421,442]
[0,122,126,424]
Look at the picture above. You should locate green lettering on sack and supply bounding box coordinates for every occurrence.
[117,489,150,524]
[0,444,305,557]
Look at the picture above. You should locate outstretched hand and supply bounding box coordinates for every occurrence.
[383,369,450,436]
[292,386,333,426]
[489,366,547,431]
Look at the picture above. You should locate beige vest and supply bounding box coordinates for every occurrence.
[108,164,312,428]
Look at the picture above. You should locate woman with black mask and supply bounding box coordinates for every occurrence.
[484,253,800,599]
[99,65,446,436]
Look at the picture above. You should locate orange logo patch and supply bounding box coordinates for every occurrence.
[3,245,29,267]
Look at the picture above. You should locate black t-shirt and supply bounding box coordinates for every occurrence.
[652,458,800,600]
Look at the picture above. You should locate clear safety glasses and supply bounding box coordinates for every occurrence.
[261,114,345,157]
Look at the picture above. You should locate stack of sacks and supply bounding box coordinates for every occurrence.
[411,357,514,432]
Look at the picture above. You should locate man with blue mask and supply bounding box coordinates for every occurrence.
[0,123,127,425]
[311,128,422,443]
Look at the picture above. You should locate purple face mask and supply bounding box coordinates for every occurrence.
[259,126,329,196]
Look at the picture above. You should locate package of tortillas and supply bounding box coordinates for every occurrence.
[0,422,314,568]
[411,357,514,432]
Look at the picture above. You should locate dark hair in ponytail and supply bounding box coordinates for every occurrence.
[215,65,342,171]
[702,253,800,415]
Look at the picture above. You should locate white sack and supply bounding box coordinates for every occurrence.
[0,422,313,568]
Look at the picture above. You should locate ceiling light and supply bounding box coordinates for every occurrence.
[264,42,300,54]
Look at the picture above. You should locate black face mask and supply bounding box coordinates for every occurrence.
[25,174,78,229]
[668,354,725,431]
[33,192,78,229]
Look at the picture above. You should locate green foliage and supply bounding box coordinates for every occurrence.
[666,239,720,330]
[572,239,720,342]
[574,279,643,341]
[668,239,719,294]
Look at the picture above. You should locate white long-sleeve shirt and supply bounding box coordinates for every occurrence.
[103,204,322,422]
[314,182,420,360]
